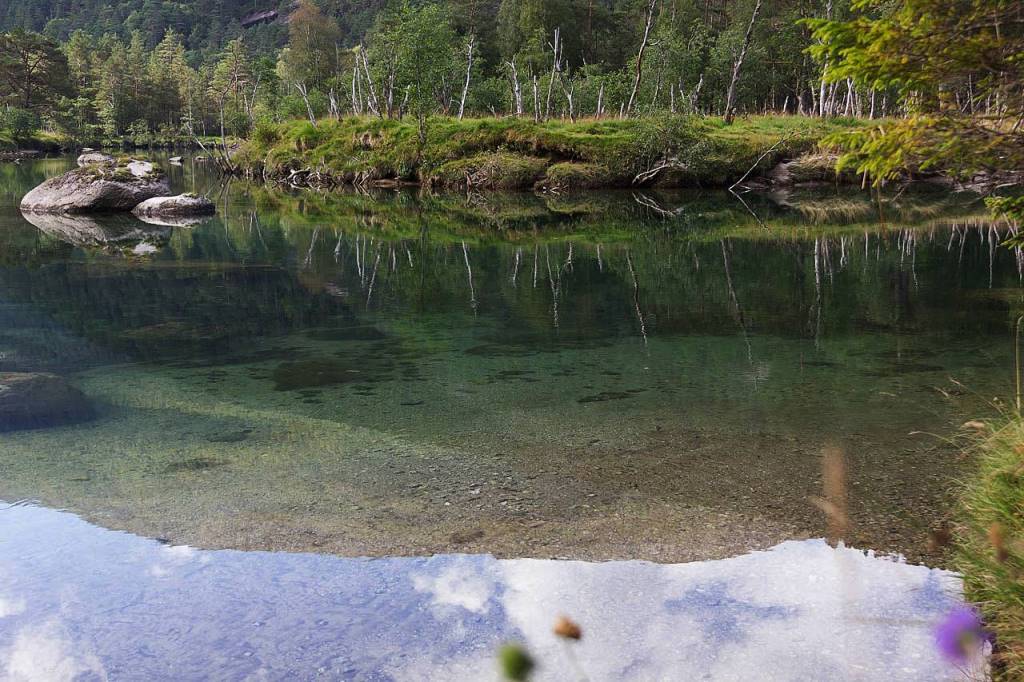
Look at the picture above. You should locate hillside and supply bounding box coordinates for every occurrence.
[0,0,392,58]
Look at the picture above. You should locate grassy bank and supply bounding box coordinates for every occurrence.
[956,417,1024,677]
[0,131,228,157]
[0,130,68,155]
[236,115,864,190]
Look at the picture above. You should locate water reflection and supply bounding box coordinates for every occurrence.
[20,211,172,248]
[0,159,1019,564]
[0,503,962,681]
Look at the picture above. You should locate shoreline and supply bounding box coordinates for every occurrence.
[234,114,867,192]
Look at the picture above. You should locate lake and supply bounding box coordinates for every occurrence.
[0,156,1018,568]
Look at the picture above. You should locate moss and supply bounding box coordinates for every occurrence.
[0,130,69,153]
[954,417,1024,679]
[78,158,164,183]
[238,115,866,190]
[428,152,549,189]
[540,162,614,191]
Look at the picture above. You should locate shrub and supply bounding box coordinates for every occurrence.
[0,107,40,139]
[253,121,281,148]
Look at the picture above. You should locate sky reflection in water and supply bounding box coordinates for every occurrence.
[0,503,963,681]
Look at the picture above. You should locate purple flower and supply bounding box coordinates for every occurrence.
[934,606,992,665]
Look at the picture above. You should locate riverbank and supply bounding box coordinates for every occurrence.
[0,130,67,160]
[0,131,229,160]
[956,417,1024,678]
[236,115,866,190]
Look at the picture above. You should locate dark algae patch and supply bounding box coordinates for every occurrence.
[165,457,227,472]
[578,389,646,403]
[306,326,387,342]
[272,359,367,391]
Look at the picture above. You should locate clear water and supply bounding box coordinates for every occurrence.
[0,157,1019,564]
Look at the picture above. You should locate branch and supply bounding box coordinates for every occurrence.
[729,131,796,191]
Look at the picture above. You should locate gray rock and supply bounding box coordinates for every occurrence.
[20,211,171,247]
[125,159,157,177]
[20,160,169,214]
[133,194,215,219]
[169,156,184,164]
[0,372,95,432]
[77,152,115,167]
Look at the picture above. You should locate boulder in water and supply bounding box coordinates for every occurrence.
[169,156,184,164]
[0,372,95,432]
[20,159,169,214]
[132,193,215,219]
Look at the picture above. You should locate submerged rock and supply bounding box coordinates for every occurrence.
[0,372,94,431]
[20,211,171,248]
[20,159,169,214]
[133,193,215,219]
[77,151,115,167]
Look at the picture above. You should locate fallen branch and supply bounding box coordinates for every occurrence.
[633,157,688,185]
[728,131,796,192]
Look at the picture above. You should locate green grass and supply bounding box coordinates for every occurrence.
[238,115,865,190]
[0,129,68,153]
[955,417,1024,678]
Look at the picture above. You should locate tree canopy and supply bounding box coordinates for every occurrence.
[807,0,1024,181]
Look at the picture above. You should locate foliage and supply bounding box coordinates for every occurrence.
[954,418,1024,679]
[0,107,40,139]
[1,0,881,135]
[0,29,72,112]
[991,196,1024,227]
[278,0,341,92]
[368,2,460,144]
[807,0,1024,182]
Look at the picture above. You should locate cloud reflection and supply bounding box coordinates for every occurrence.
[0,503,964,681]
[2,621,105,682]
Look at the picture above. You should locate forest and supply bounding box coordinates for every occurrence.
[0,0,933,142]
[2,0,1019,194]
